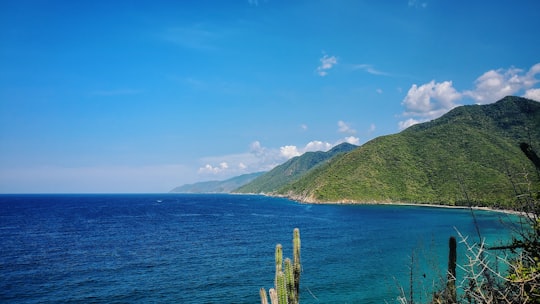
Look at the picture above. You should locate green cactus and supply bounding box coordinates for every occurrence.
[276,270,288,304]
[284,258,296,304]
[275,244,283,287]
[260,228,302,304]
[293,228,301,300]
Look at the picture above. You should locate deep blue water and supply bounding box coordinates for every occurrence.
[0,194,520,303]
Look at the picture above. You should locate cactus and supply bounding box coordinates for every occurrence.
[260,288,268,304]
[285,258,299,304]
[293,227,301,299]
[269,288,278,304]
[446,236,457,303]
[275,244,283,287]
[276,270,288,304]
[260,228,302,304]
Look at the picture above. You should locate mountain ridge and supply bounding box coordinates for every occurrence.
[272,96,540,207]
[234,142,358,194]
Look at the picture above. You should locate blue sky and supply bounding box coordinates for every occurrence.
[1,0,539,193]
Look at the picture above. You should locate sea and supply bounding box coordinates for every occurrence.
[0,194,521,303]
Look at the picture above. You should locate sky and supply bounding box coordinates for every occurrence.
[1,0,540,193]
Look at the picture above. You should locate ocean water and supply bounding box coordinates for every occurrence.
[0,194,520,303]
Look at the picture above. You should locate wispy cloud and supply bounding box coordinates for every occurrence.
[316,54,338,76]
[352,64,390,76]
[398,63,540,130]
[338,120,357,134]
[408,0,427,8]
[198,162,229,174]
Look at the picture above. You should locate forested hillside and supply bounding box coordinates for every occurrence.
[278,96,540,207]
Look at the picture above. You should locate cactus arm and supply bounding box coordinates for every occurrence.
[269,288,278,304]
[260,288,269,304]
[275,244,283,289]
[276,271,288,304]
[285,258,297,304]
[293,228,301,299]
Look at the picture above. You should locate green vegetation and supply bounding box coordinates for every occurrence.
[260,228,301,304]
[402,143,540,303]
[235,142,357,194]
[278,96,540,207]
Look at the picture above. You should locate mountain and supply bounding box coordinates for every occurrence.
[277,96,540,207]
[234,142,358,194]
[169,172,265,193]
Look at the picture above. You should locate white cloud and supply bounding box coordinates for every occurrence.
[197,141,287,178]
[398,118,420,130]
[317,54,338,76]
[399,80,461,129]
[524,88,540,101]
[250,140,265,155]
[304,141,333,152]
[300,124,308,131]
[338,120,357,134]
[368,123,376,133]
[464,64,540,104]
[280,145,301,159]
[398,63,540,130]
[343,136,360,145]
[198,162,229,174]
[280,140,334,159]
[376,88,383,94]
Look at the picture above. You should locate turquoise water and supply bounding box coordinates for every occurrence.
[0,194,519,303]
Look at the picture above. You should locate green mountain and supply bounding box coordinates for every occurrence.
[169,171,265,193]
[234,142,358,194]
[277,96,540,207]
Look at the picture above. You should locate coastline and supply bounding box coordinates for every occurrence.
[275,194,531,217]
[232,192,532,217]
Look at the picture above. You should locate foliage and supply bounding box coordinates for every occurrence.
[426,141,540,303]
[278,96,540,207]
